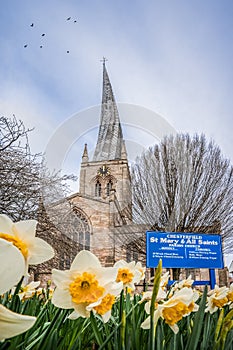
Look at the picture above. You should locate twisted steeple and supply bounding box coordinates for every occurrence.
[92,60,124,161]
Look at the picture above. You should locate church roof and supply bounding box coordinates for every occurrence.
[92,61,124,161]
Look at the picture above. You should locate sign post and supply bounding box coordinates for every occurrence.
[146,231,223,288]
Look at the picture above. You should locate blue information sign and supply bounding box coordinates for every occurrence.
[146,231,223,269]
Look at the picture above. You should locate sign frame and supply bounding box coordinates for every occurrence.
[146,231,224,269]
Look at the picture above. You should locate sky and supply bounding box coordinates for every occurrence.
[1,0,233,265]
[1,1,233,181]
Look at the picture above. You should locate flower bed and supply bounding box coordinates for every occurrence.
[0,214,233,349]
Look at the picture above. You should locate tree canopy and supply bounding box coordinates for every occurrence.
[0,115,75,222]
[131,133,233,254]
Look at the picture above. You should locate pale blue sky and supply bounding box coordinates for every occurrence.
[1,0,233,175]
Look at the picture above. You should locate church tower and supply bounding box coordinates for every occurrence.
[34,62,139,281]
[69,61,132,264]
[79,61,132,221]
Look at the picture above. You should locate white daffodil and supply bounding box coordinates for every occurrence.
[141,287,199,334]
[227,283,233,307]
[52,250,123,322]
[114,260,143,290]
[170,275,194,295]
[0,304,36,341]
[160,271,170,289]
[0,214,54,274]
[0,238,25,295]
[135,262,146,280]
[140,272,170,304]
[0,238,37,341]
[18,281,41,300]
[36,287,54,299]
[206,285,229,314]
[74,280,122,323]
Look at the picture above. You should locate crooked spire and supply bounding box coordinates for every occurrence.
[92,60,124,161]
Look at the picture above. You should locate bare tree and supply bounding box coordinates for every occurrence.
[0,116,75,222]
[126,134,233,268]
[0,115,32,152]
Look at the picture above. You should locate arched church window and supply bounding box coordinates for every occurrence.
[126,245,138,263]
[106,180,113,196]
[95,181,102,197]
[65,208,91,251]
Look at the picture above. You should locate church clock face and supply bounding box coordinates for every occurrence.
[97,165,110,177]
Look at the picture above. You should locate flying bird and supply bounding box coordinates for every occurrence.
[41,33,45,36]
[30,23,34,27]
[66,50,70,53]
[74,20,77,23]
[66,17,71,20]
[40,45,43,48]
[24,44,28,48]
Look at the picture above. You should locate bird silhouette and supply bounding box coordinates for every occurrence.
[41,33,45,36]
[74,20,77,23]
[30,23,34,27]
[40,45,43,48]
[67,17,71,20]
[24,44,28,48]
[66,50,70,53]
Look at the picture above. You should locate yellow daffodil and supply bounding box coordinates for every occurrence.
[0,305,36,341]
[18,281,40,300]
[0,214,54,274]
[0,238,25,295]
[114,260,144,290]
[52,250,123,322]
[141,287,199,333]
[206,285,229,313]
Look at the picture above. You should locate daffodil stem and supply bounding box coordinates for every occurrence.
[99,298,139,350]
[119,289,126,350]
[215,309,233,350]
[149,259,162,350]
[120,309,126,350]
[214,308,224,343]
[9,276,24,311]
[90,311,103,346]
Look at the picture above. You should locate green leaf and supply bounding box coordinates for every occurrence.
[185,285,208,350]
[90,311,104,346]
[149,259,162,350]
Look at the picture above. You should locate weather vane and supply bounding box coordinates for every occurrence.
[100,57,108,65]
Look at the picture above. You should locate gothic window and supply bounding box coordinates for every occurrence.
[79,232,84,249]
[78,231,90,250]
[95,181,102,197]
[126,248,131,263]
[133,250,139,262]
[126,246,138,262]
[106,180,113,196]
[65,208,91,251]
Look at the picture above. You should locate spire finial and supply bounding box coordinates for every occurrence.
[100,56,108,66]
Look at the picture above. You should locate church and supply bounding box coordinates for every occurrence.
[34,61,143,280]
[34,62,229,288]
